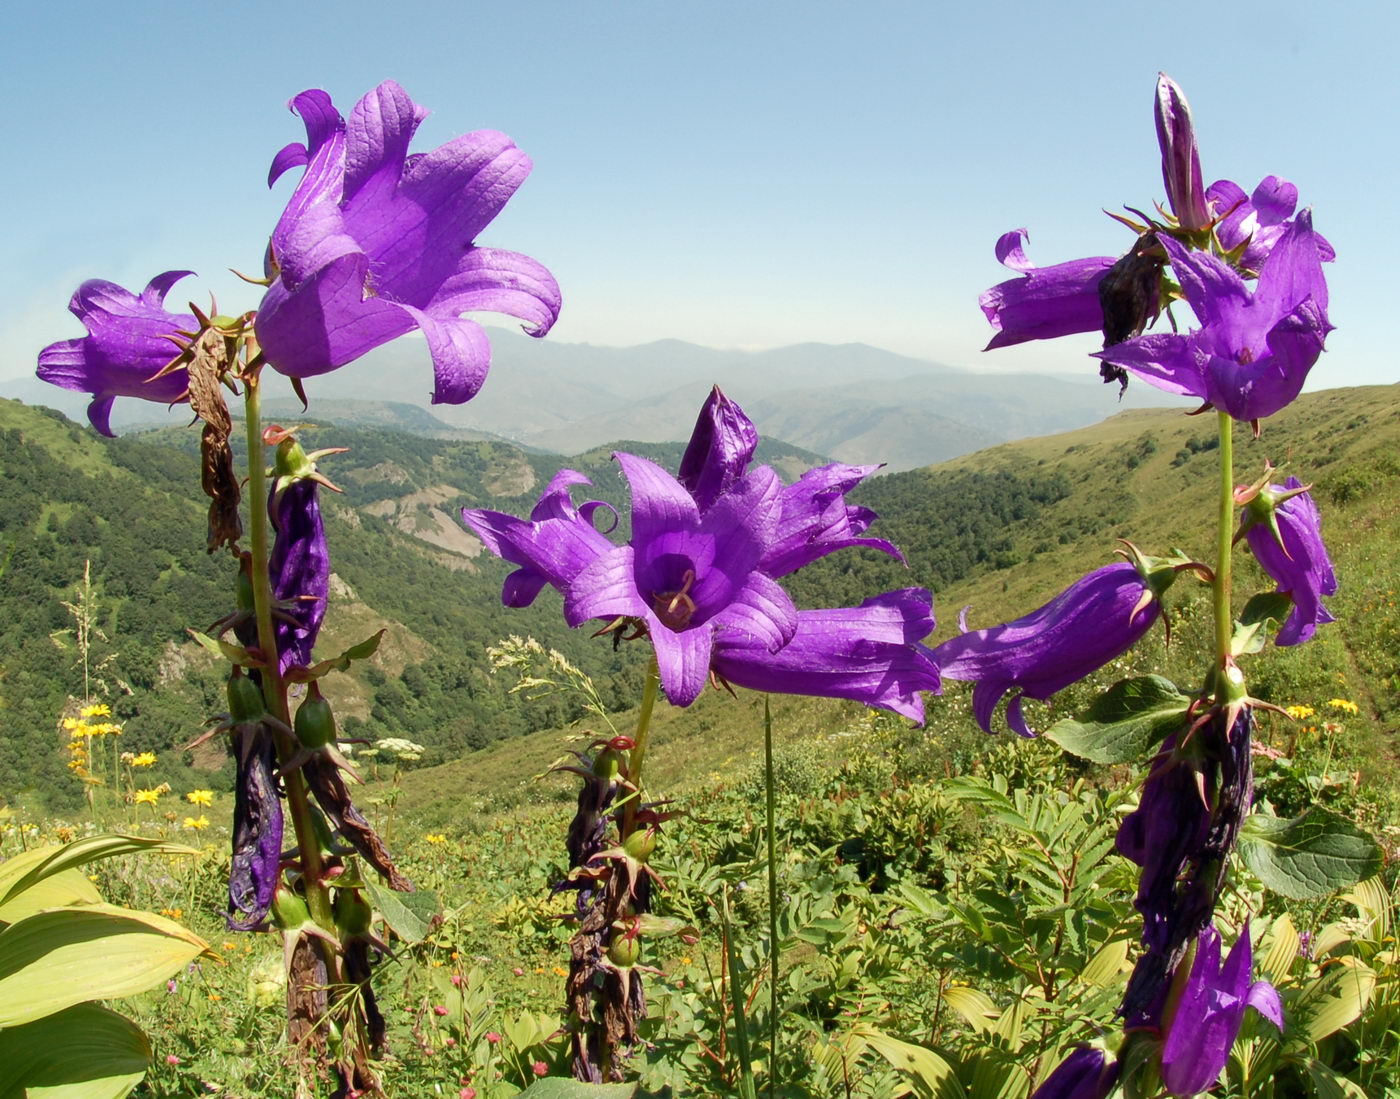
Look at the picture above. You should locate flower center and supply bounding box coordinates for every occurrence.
[651,568,697,631]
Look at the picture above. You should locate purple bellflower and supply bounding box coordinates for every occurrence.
[1030,1046,1119,1099]
[1160,923,1283,1097]
[228,722,283,930]
[255,81,561,404]
[1208,177,1336,273]
[979,230,1117,351]
[1241,477,1336,646]
[37,272,197,436]
[1094,213,1332,422]
[268,477,330,673]
[463,389,932,716]
[932,561,1161,737]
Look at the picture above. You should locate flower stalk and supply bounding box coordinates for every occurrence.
[1213,411,1235,680]
[620,656,660,840]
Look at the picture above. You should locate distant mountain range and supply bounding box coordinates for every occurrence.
[4,329,1178,471]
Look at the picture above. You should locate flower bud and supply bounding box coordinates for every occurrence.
[333,887,374,938]
[622,827,656,863]
[607,934,642,969]
[226,670,265,723]
[271,886,311,930]
[294,683,337,749]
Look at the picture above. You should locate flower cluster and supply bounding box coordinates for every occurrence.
[982,73,1332,425]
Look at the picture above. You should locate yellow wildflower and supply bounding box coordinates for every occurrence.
[131,752,157,767]
[134,788,162,806]
[183,815,210,831]
[186,789,214,807]
[1284,704,1316,720]
[424,833,447,845]
[553,965,568,977]
[63,717,83,732]
[1326,698,1359,714]
[222,941,237,951]
[80,703,112,718]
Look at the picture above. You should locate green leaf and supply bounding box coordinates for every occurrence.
[513,1081,650,1098]
[0,903,208,1026]
[942,986,997,1032]
[0,835,199,912]
[0,867,101,926]
[1231,592,1293,656]
[852,1024,967,1099]
[0,1001,150,1099]
[1301,1056,1370,1099]
[1239,809,1384,899]
[362,880,440,944]
[1044,676,1190,765]
[1292,959,1376,1044]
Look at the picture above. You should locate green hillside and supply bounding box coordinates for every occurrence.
[2,385,1396,815]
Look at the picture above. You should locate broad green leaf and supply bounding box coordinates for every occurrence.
[0,835,199,911]
[853,1024,967,1099]
[1231,592,1293,656]
[1239,809,1383,899]
[0,1001,150,1099]
[1301,1057,1370,1099]
[1078,938,1130,987]
[0,867,101,925]
[1292,959,1375,1045]
[1044,676,1189,764]
[0,903,208,1026]
[362,880,440,944]
[1342,876,1393,942]
[942,986,997,1032]
[1256,912,1300,985]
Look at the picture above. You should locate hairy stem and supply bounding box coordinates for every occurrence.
[621,655,660,838]
[1213,411,1235,682]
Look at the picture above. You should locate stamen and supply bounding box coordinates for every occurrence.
[652,569,698,631]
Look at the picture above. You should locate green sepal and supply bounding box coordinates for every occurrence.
[1231,591,1294,656]
[226,669,265,722]
[188,628,258,668]
[1240,808,1384,899]
[1044,675,1191,764]
[293,683,337,749]
[284,630,386,683]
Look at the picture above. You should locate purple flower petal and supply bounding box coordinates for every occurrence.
[712,589,940,723]
[678,386,759,512]
[761,462,904,577]
[269,478,330,672]
[1030,1046,1119,1099]
[228,724,283,930]
[1244,477,1337,645]
[1155,74,1211,231]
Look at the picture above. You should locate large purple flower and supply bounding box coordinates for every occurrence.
[464,390,932,717]
[980,230,1117,350]
[932,562,1160,737]
[563,454,798,707]
[255,81,561,404]
[1160,923,1283,1097]
[1155,73,1210,232]
[36,272,196,436]
[712,589,940,722]
[1093,213,1332,421]
[1207,177,1336,273]
[1243,477,1336,646]
[269,478,330,673]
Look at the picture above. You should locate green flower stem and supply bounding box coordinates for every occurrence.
[242,369,335,936]
[1213,411,1236,679]
[621,655,660,839]
[763,695,778,1099]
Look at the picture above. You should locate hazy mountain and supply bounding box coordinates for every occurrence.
[4,328,1176,470]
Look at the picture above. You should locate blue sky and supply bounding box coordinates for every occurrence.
[3,0,1393,392]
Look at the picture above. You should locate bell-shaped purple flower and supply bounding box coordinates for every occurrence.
[255,81,561,404]
[1155,74,1211,232]
[677,386,759,512]
[760,462,904,577]
[932,562,1159,737]
[1242,477,1336,646]
[1207,177,1336,273]
[228,723,283,930]
[1160,923,1283,1097]
[711,588,940,722]
[980,230,1116,350]
[1093,212,1332,421]
[1030,1046,1119,1099]
[37,272,196,436]
[269,478,330,673]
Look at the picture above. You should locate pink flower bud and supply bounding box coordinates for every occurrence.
[532,1061,548,1077]
[433,1005,449,1016]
